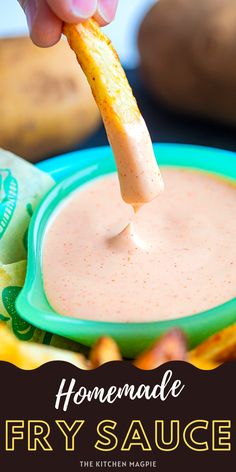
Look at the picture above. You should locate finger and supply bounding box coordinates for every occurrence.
[18,0,62,47]
[94,0,119,26]
[47,0,97,23]
[17,0,37,28]
[30,0,62,47]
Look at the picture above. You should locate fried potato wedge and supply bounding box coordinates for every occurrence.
[0,324,88,370]
[189,324,236,364]
[134,329,187,370]
[2,317,235,371]
[188,357,219,371]
[90,336,122,368]
[63,20,163,206]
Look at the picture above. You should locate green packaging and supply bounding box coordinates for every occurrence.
[0,149,54,264]
[0,149,86,353]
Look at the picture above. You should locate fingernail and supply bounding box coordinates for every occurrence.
[70,0,97,18]
[25,0,37,31]
[98,0,118,23]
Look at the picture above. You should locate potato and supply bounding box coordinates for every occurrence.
[134,329,187,370]
[0,37,100,161]
[189,323,236,364]
[90,337,122,368]
[64,20,163,205]
[138,0,236,126]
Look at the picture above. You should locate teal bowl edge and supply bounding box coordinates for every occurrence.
[16,143,236,358]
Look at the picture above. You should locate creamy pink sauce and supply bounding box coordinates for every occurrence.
[43,168,236,322]
[105,118,164,206]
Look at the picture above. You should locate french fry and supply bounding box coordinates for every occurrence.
[0,324,88,370]
[188,357,219,371]
[133,329,187,370]
[63,20,163,206]
[90,336,122,368]
[2,317,235,371]
[189,324,236,364]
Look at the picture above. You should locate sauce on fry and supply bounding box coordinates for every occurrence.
[105,118,164,206]
[63,20,164,206]
[43,168,236,322]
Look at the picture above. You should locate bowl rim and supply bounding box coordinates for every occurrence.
[16,143,236,349]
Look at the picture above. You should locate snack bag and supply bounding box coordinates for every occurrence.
[0,149,54,264]
[0,149,86,352]
[0,259,87,352]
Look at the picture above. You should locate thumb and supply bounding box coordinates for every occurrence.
[17,0,62,47]
[17,0,38,32]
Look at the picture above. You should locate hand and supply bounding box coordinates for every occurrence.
[18,0,119,47]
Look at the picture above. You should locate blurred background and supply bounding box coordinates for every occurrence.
[0,0,156,67]
[1,0,236,161]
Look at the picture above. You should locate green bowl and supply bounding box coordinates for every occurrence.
[16,144,236,357]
